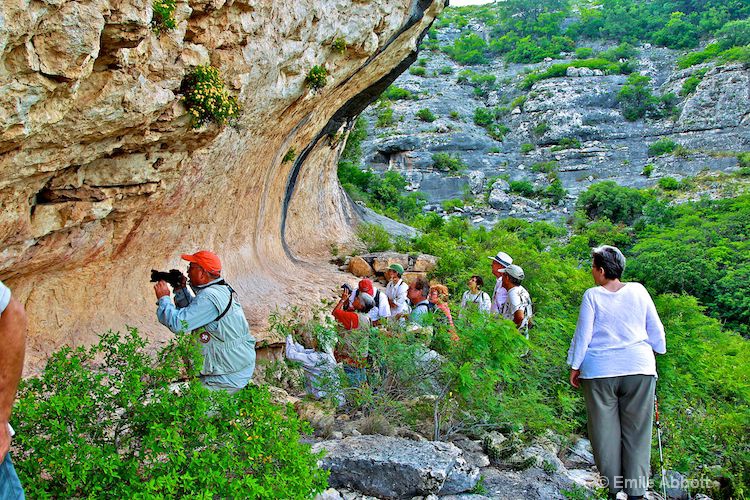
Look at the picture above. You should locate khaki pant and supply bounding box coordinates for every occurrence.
[581,375,656,497]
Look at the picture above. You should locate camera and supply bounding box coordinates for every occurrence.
[150,269,186,289]
[341,283,353,293]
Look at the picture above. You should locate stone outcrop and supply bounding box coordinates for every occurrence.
[312,435,480,497]
[0,0,446,370]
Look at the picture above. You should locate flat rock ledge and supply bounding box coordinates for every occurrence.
[312,435,480,498]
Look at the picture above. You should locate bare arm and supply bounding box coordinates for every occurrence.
[0,298,27,463]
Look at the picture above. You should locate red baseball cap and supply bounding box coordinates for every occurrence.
[181,250,222,275]
[358,279,374,295]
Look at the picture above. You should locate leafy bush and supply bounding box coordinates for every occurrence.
[531,161,558,174]
[438,65,454,75]
[658,176,681,191]
[181,65,240,128]
[520,143,535,154]
[409,66,427,77]
[416,108,437,122]
[376,106,395,127]
[444,33,488,65]
[617,74,655,121]
[716,19,750,49]
[356,223,392,252]
[677,43,722,69]
[648,138,678,156]
[576,181,649,225]
[151,0,176,33]
[305,65,328,90]
[738,152,750,168]
[574,47,594,59]
[551,137,581,151]
[508,180,536,197]
[653,12,699,49]
[432,152,467,173]
[680,75,702,96]
[520,59,625,90]
[641,163,654,177]
[382,85,415,101]
[533,121,549,137]
[331,37,347,53]
[449,110,461,120]
[511,94,527,109]
[487,123,510,141]
[12,329,328,498]
[441,198,465,212]
[282,147,296,163]
[474,107,494,127]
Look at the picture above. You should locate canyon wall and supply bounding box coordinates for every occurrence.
[0,0,444,369]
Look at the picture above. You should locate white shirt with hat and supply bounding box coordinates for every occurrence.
[490,278,507,314]
[386,279,410,317]
[500,285,533,336]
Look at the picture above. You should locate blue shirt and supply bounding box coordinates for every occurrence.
[157,278,256,386]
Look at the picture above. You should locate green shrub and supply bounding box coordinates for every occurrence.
[576,181,650,225]
[648,138,678,156]
[520,58,625,90]
[13,329,328,498]
[376,107,395,127]
[331,37,347,53]
[641,163,654,177]
[531,161,558,174]
[356,223,392,252]
[305,65,328,90]
[449,110,461,120]
[438,65,454,75]
[488,146,502,153]
[441,198,465,212]
[416,108,437,122]
[383,85,414,101]
[617,74,655,121]
[151,0,176,33]
[716,19,750,49]
[680,70,707,96]
[508,180,536,197]
[653,12,699,49]
[550,138,581,151]
[658,176,681,191]
[487,123,510,141]
[444,32,488,65]
[474,107,494,127]
[417,57,428,67]
[533,121,549,137]
[282,147,296,163]
[511,94,527,110]
[432,152,466,172]
[574,47,594,59]
[542,178,567,204]
[738,152,750,168]
[182,65,240,128]
[677,43,721,69]
[520,143,535,154]
[409,66,427,77]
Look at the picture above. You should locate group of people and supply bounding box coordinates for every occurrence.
[0,242,667,499]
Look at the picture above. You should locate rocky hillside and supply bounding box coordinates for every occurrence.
[357,24,749,224]
[0,0,445,368]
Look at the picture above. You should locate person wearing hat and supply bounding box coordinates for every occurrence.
[488,251,514,314]
[332,286,375,387]
[154,250,256,393]
[385,264,410,318]
[347,279,391,324]
[498,264,533,336]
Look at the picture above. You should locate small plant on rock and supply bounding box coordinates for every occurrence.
[648,138,678,156]
[409,66,427,77]
[305,65,328,90]
[282,148,296,164]
[416,108,437,122]
[182,65,240,128]
[151,0,177,34]
[331,37,347,53]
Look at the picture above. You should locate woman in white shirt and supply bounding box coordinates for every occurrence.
[568,245,666,500]
[460,275,491,314]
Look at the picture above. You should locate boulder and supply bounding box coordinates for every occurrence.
[348,256,373,277]
[566,438,594,466]
[371,252,410,273]
[312,435,480,498]
[488,188,513,210]
[468,170,486,194]
[402,271,428,283]
[412,254,438,272]
[376,135,422,154]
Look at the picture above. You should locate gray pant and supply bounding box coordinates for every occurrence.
[581,375,656,497]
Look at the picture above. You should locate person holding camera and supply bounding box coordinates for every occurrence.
[347,279,391,325]
[154,250,256,393]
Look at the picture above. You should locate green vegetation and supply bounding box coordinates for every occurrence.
[680,70,707,96]
[443,32,489,65]
[576,181,649,225]
[282,147,296,164]
[520,143,535,154]
[438,65,454,75]
[151,0,176,33]
[533,121,549,137]
[432,152,467,173]
[442,198,465,212]
[474,107,494,127]
[13,329,328,497]
[416,108,437,122]
[181,65,240,128]
[574,47,594,59]
[305,65,328,90]
[382,85,415,101]
[520,58,630,90]
[657,176,681,191]
[376,106,395,128]
[738,152,750,168]
[409,66,427,77]
[531,160,558,174]
[617,74,653,121]
[551,138,581,152]
[508,180,536,197]
[641,163,654,177]
[648,138,678,156]
[449,110,461,120]
[356,223,392,252]
[331,37,347,53]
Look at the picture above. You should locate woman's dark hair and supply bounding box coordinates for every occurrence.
[470,275,484,288]
[592,245,626,279]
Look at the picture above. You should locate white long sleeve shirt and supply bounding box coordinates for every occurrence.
[490,278,507,314]
[567,283,666,379]
[386,279,410,317]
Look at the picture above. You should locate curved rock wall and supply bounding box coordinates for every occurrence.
[0,0,444,369]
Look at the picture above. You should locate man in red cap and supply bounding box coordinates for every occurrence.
[154,250,256,393]
[345,279,391,325]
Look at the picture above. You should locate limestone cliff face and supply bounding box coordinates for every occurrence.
[0,0,444,368]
